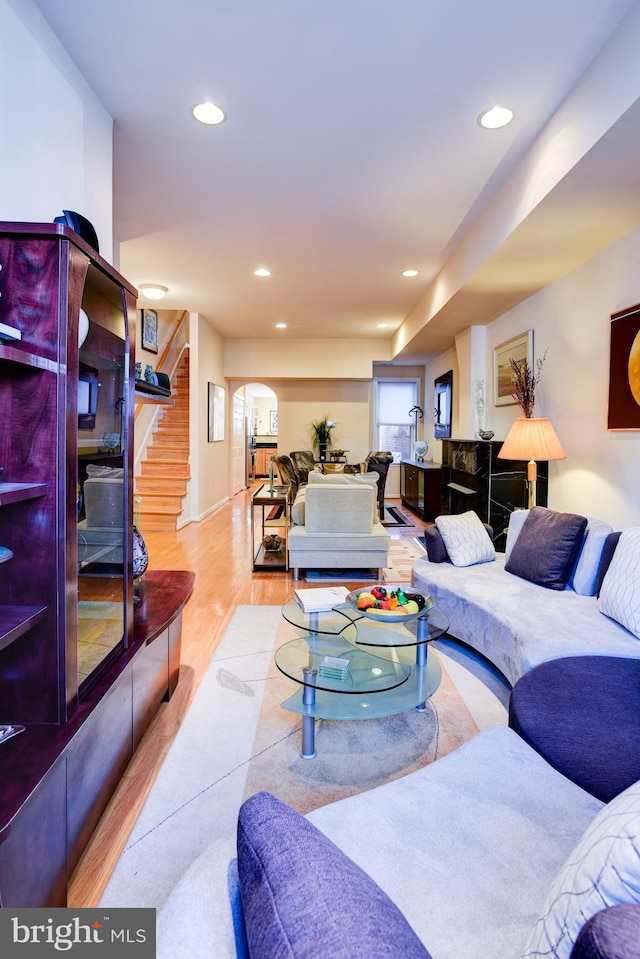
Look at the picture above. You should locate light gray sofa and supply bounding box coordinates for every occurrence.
[157,725,640,959]
[411,510,640,685]
[287,472,390,580]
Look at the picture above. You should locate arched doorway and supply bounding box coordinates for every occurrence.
[230,382,278,494]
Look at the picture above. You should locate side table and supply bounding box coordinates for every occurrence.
[251,483,289,571]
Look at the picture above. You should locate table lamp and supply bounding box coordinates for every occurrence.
[497,417,565,508]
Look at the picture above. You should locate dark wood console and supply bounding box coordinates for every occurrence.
[400,461,442,521]
[0,570,194,907]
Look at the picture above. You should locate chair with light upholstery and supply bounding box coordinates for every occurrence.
[289,450,316,485]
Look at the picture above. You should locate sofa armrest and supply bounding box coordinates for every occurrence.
[570,905,640,959]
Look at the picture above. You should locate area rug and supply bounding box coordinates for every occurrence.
[381,504,416,527]
[304,534,427,583]
[99,605,509,910]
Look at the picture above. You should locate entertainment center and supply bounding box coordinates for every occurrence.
[0,221,194,906]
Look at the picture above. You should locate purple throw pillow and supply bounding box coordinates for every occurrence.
[505,506,588,590]
[570,905,640,959]
[237,792,432,959]
[595,531,622,597]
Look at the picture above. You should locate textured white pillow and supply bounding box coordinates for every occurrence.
[598,527,640,639]
[434,511,495,567]
[523,778,640,959]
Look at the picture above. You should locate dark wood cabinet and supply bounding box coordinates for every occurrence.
[0,222,195,907]
[400,461,442,521]
[440,439,548,551]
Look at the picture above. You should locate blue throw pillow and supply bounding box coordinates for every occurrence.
[570,905,640,959]
[505,507,588,591]
[237,792,432,959]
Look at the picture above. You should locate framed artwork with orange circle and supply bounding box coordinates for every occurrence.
[608,303,640,430]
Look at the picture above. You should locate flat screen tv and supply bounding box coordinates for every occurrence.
[78,362,98,429]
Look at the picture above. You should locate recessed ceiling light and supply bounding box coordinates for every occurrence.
[377,322,389,328]
[254,268,271,277]
[275,323,287,329]
[477,106,514,129]
[139,284,168,300]
[401,269,419,277]
[191,101,226,125]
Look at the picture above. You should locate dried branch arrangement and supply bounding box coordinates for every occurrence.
[510,349,548,417]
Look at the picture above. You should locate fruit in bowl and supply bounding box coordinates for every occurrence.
[348,585,434,619]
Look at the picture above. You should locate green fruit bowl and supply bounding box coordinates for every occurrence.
[346,584,435,623]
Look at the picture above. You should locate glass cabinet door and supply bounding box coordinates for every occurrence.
[75,289,128,694]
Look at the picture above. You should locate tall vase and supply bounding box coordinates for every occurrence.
[132,526,149,580]
[318,443,327,462]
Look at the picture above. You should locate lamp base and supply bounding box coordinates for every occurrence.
[527,460,537,509]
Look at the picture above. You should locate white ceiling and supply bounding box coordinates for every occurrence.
[32,0,640,361]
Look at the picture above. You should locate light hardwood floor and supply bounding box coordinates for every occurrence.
[67,485,426,906]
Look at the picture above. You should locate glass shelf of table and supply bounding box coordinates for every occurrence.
[281,599,356,638]
[275,633,410,696]
[352,607,449,648]
[279,652,442,722]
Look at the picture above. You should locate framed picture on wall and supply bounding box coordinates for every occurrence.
[208,383,226,441]
[493,330,533,406]
[608,303,640,430]
[269,410,278,433]
[434,370,453,438]
[141,309,158,353]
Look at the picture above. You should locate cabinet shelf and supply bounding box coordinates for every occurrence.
[0,344,58,373]
[0,483,47,506]
[0,605,48,654]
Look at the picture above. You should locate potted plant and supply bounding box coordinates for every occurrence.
[309,416,336,462]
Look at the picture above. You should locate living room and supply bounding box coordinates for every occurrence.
[2,1,640,954]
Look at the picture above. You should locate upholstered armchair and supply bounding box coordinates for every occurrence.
[289,450,315,485]
[364,451,394,517]
[274,454,300,503]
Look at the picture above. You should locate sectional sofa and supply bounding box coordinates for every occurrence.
[156,507,640,959]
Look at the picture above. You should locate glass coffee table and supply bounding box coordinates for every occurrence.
[275,593,449,759]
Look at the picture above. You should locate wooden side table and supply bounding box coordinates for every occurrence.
[251,484,289,571]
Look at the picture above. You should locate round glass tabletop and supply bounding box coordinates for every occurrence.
[281,598,355,638]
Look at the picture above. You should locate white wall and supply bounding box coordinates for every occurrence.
[429,225,640,530]
[0,0,114,258]
[189,315,229,521]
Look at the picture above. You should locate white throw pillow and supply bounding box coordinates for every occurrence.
[434,511,495,567]
[523,778,640,959]
[598,527,640,639]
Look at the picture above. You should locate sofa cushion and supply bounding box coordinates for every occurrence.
[86,464,125,479]
[307,471,379,521]
[598,528,640,640]
[434,511,495,567]
[237,791,431,959]
[508,656,640,803]
[524,778,640,959]
[505,507,587,591]
[290,486,306,525]
[570,905,640,959]
[568,518,614,596]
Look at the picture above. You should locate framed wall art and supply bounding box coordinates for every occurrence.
[269,410,278,433]
[208,383,226,442]
[607,302,640,430]
[493,330,533,406]
[141,309,158,353]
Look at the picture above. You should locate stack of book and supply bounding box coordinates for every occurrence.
[318,655,351,681]
[293,585,349,613]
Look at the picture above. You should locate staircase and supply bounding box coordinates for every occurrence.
[135,352,190,532]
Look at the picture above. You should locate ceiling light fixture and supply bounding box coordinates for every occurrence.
[254,268,271,277]
[377,322,389,328]
[275,323,287,329]
[477,105,514,129]
[191,101,226,125]
[401,269,419,277]
[139,284,168,300]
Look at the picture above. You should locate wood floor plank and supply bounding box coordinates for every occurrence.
[67,486,425,906]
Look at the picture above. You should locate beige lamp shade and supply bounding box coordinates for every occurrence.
[498,417,566,462]
[498,417,565,508]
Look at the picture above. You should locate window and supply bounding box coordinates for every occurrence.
[374,379,419,463]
